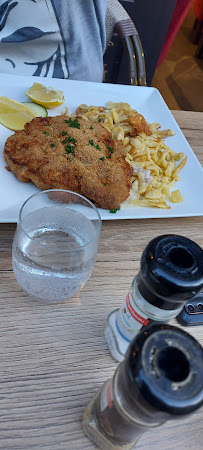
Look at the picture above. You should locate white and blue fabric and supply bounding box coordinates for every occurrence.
[0,0,107,82]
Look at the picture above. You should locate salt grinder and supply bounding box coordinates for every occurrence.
[82,324,203,450]
[105,234,203,361]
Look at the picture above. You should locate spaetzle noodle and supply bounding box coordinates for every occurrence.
[74,102,187,209]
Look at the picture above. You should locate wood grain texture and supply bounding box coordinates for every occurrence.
[0,111,202,449]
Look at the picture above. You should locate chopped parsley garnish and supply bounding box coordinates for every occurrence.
[107,155,111,159]
[90,125,94,129]
[63,136,77,145]
[45,124,51,127]
[67,157,72,162]
[104,183,107,186]
[43,131,49,135]
[107,146,113,153]
[62,131,67,136]
[65,144,75,155]
[98,118,101,122]
[99,156,105,161]
[50,143,55,147]
[87,140,101,150]
[109,208,120,213]
[64,118,80,128]
[67,136,77,143]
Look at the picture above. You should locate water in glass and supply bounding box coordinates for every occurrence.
[13,206,98,302]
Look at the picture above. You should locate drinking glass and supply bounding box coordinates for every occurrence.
[12,190,101,303]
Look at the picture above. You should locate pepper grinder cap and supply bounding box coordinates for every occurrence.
[126,324,203,416]
[137,234,203,310]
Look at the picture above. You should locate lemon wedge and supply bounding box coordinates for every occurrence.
[0,96,37,131]
[26,82,65,108]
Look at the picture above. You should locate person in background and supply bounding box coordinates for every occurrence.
[0,0,107,82]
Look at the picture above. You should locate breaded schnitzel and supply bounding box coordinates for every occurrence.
[4,114,132,209]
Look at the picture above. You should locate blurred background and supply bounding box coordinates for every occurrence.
[104,0,203,111]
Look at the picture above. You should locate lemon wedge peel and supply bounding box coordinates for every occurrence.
[0,96,37,131]
[26,82,65,108]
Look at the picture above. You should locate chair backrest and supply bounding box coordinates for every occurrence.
[105,0,147,86]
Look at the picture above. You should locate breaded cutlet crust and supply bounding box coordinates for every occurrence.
[4,114,132,209]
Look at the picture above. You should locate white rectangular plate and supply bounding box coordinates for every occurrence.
[0,73,203,222]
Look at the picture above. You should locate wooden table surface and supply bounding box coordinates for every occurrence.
[0,110,202,449]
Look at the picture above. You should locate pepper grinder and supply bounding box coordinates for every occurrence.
[83,324,203,450]
[105,234,203,361]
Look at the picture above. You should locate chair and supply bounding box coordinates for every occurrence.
[192,0,203,58]
[105,0,147,86]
